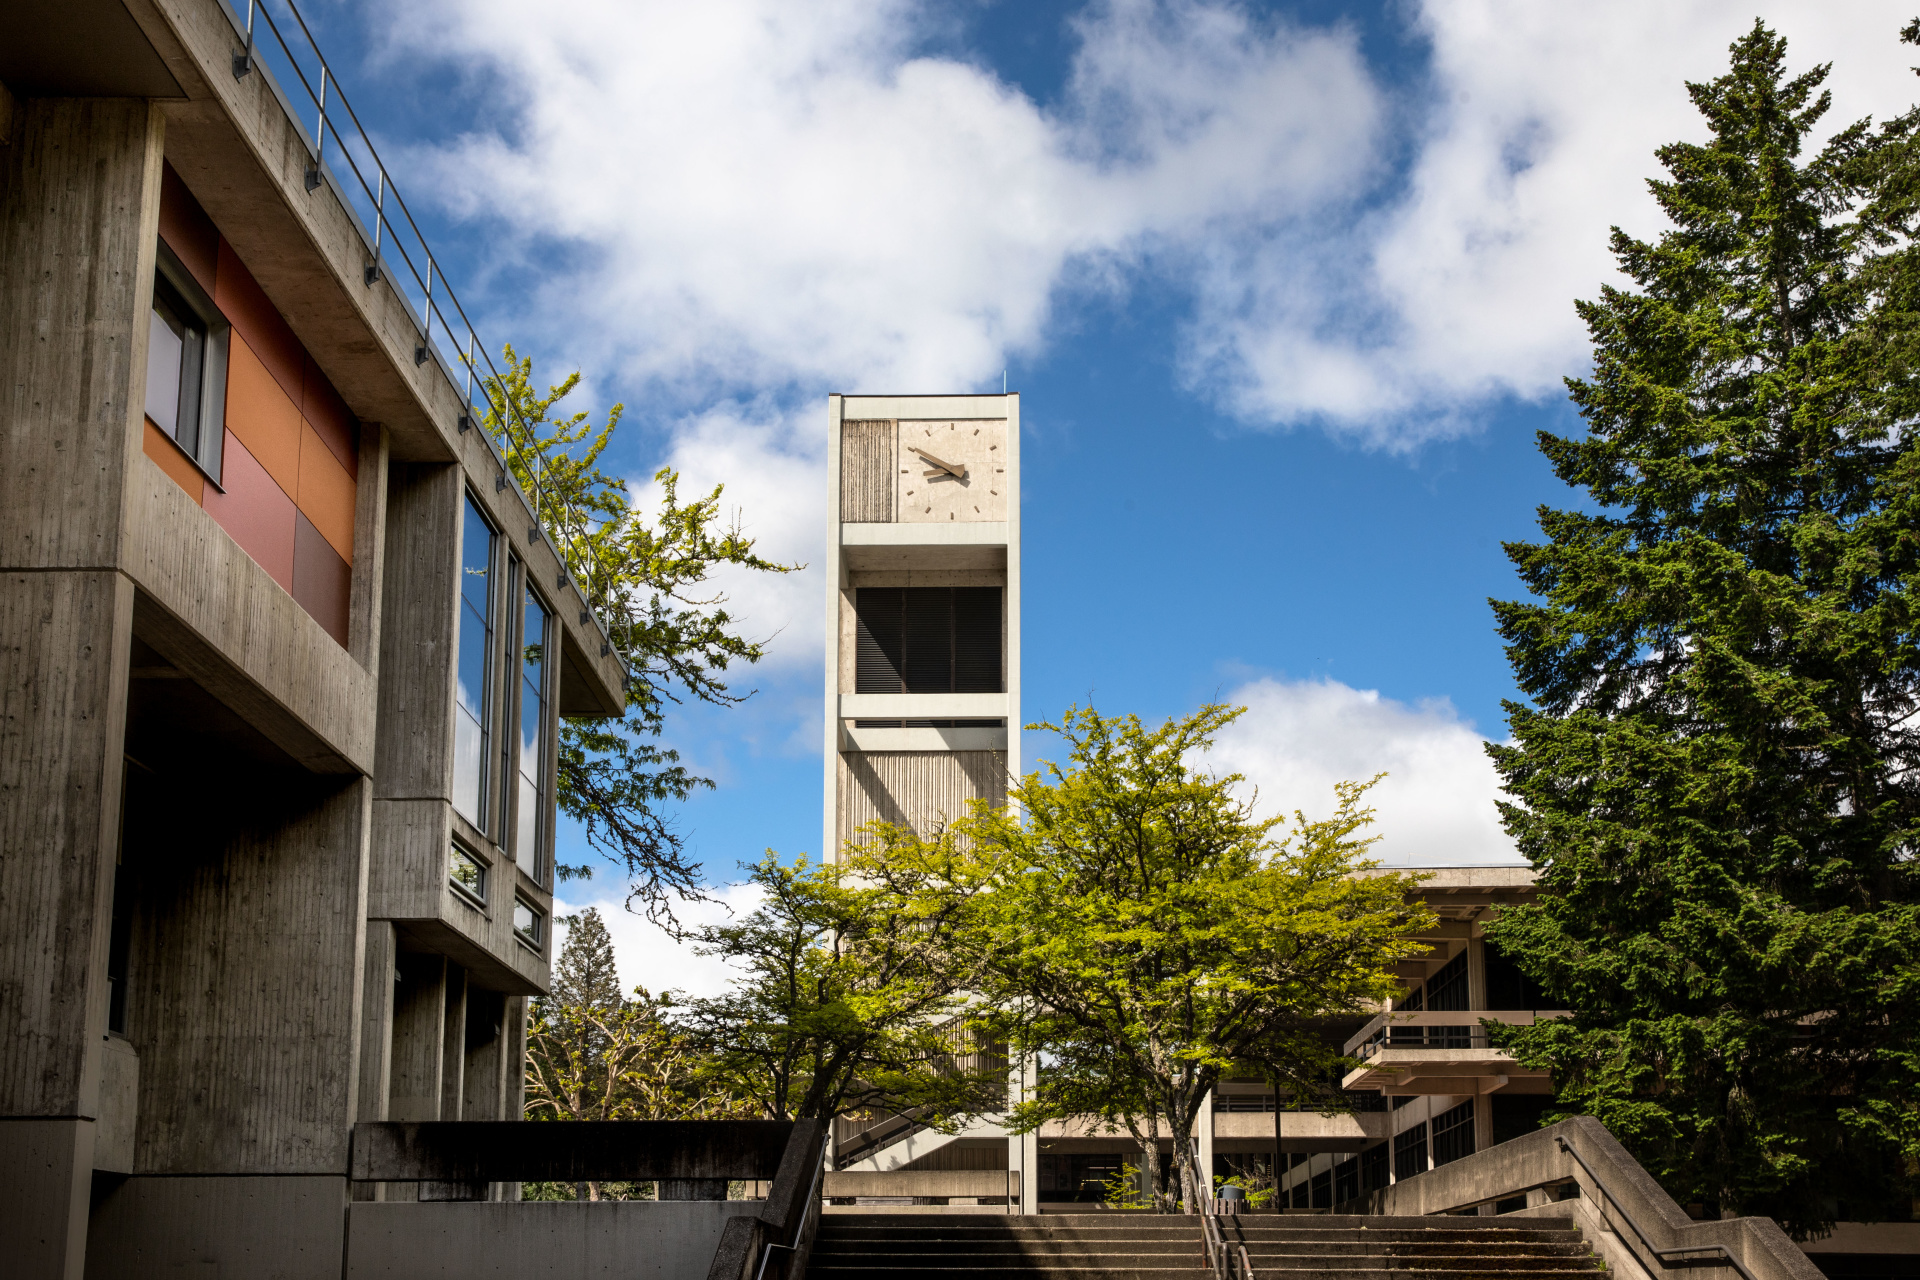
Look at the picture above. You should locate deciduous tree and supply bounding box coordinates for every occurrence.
[964,705,1431,1213]
[675,838,1003,1133]
[483,350,796,921]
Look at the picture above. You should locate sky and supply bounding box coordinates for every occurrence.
[291,0,1920,993]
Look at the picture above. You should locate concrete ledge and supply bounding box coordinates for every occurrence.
[127,454,375,774]
[348,1200,758,1280]
[843,725,1007,752]
[841,522,1010,546]
[826,1171,1020,1199]
[841,395,1009,421]
[1340,1118,1825,1280]
[840,693,1009,720]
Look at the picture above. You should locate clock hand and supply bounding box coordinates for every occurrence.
[909,446,968,479]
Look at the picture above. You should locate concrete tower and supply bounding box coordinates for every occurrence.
[822,393,1021,861]
[820,393,1035,1203]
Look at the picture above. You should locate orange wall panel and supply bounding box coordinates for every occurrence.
[225,334,301,498]
[297,419,356,562]
[204,433,296,592]
[142,418,204,505]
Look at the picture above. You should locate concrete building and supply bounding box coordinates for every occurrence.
[1,2,625,1276]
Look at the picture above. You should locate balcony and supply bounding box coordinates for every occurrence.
[1340,1010,1564,1096]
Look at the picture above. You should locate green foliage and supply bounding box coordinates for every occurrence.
[1486,21,1920,1235]
[1213,1172,1274,1208]
[481,348,797,920]
[675,838,1005,1126]
[526,910,753,1199]
[1103,1163,1151,1210]
[962,704,1433,1214]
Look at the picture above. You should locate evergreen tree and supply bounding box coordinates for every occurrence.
[1486,22,1920,1235]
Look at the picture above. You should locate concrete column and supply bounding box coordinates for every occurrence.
[357,923,397,1123]
[439,963,468,1121]
[390,952,446,1123]
[0,94,164,1280]
[1196,1090,1215,1205]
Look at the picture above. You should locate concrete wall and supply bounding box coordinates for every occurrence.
[85,1176,349,1280]
[344,1201,759,1279]
[0,91,164,1280]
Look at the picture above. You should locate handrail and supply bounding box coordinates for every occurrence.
[216,0,627,668]
[752,1152,825,1280]
[1341,1010,1567,1057]
[1201,1210,1229,1280]
[1555,1136,1759,1280]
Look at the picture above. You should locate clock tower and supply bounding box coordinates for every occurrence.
[821,391,1032,1200]
[822,393,1021,861]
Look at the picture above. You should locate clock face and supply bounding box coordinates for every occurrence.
[896,420,1008,523]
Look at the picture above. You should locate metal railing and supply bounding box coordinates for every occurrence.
[1344,1009,1567,1060]
[221,0,624,665]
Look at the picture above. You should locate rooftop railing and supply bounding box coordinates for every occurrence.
[218,0,625,668]
[1343,1009,1567,1060]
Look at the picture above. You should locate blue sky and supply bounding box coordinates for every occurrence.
[288,0,1919,988]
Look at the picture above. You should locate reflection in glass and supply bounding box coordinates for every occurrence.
[513,898,543,946]
[453,498,495,825]
[145,276,205,453]
[449,843,487,902]
[516,589,549,878]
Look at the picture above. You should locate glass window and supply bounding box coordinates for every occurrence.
[516,587,551,880]
[513,898,544,947]
[143,243,228,481]
[453,497,496,826]
[449,843,488,903]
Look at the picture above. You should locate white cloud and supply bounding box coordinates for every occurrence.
[388,0,1920,450]
[1206,676,1517,866]
[555,877,768,1000]
[386,0,1380,398]
[1189,1,1920,445]
[637,403,828,674]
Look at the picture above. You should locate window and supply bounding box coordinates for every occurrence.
[515,586,550,881]
[1333,1155,1359,1205]
[1360,1142,1390,1192]
[854,586,1001,694]
[449,843,488,904]
[513,898,544,948]
[144,242,228,481]
[1432,1100,1476,1168]
[453,497,496,826]
[1426,950,1470,1011]
[1393,1121,1429,1182]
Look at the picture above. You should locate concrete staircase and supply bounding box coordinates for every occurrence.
[1223,1215,1601,1280]
[806,1212,1602,1279]
[809,1213,1207,1277]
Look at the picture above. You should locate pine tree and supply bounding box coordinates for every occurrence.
[1486,22,1920,1236]
[550,907,622,1014]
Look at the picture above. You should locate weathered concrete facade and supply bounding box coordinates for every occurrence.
[0,2,623,1276]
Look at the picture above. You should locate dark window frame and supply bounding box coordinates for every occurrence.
[145,240,230,484]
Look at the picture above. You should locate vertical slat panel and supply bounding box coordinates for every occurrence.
[840,420,896,522]
[836,750,1007,845]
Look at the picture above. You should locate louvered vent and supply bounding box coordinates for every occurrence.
[841,420,896,522]
[855,587,904,694]
[854,587,1003,694]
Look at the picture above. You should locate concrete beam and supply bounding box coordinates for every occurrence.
[839,692,1010,720]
